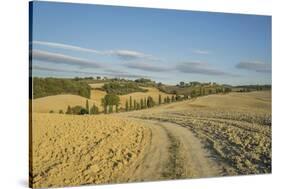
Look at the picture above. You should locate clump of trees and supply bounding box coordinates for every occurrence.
[101,94,120,114]
[65,100,99,115]
[102,82,148,95]
[33,77,91,99]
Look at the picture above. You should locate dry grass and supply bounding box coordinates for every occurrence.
[31,113,151,188]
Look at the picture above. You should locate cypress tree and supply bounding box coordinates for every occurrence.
[167,96,170,103]
[140,99,144,109]
[158,94,162,105]
[144,97,147,108]
[172,95,175,102]
[66,105,72,114]
[129,96,132,110]
[86,100,89,114]
[133,100,137,110]
[125,100,129,111]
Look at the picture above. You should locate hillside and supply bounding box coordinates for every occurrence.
[32,77,91,99]
[32,94,102,113]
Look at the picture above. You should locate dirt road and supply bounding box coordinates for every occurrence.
[121,118,222,182]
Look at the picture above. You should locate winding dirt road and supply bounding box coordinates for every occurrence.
[121,118,222,182]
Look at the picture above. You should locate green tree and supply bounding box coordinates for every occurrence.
[129,96,133,110]
[90,104,99,114]
[224,88,232,93]
[125,100,129,111]
[59,110,64,114]
[191,90,196,98]
[86,100,89,114]
[167,96,171,103]
[144,97,147,108]
[136,103,140,110]
[101,94,120,114]
[109,105,113,113]
[140,99,144,109]
[133,100,137,110]
[147,96,155,108]
[158,94,162,105]
[179,81,185,87]
[80,108,88,115]
[101,98,108,114]
[66,105,72,114]
[70,106,88,115]
[171,95,175,102]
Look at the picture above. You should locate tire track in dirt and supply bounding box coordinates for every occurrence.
[125,118,222,181]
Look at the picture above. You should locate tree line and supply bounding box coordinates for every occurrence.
[49,86,231,115]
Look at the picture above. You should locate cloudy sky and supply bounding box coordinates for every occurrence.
[30,1,271,85]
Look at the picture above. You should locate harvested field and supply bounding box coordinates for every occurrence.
[30,91,272,187]
[30,113,151,188]
[129,91,272,175]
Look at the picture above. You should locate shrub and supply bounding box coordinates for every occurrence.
[71,106,88,115]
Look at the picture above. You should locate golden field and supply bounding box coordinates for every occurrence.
[132,91,272,175]
[31,113,151,187]
[30,91,272,187]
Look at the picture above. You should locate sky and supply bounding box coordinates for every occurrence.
[30,1,272,85]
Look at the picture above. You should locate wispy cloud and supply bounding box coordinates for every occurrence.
[31,50,103,68]
[124,62,170,72]
[32,41,159,61]
[32,41,101,54]
[32,65,150,79]
[107,50,159,61]
[176,61,236,76]
[236,61,271,73]
[192,49,211,55]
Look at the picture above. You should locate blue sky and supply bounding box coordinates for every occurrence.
[30,1,272,85]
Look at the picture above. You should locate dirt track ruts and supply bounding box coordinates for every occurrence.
[123,118,222,181]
